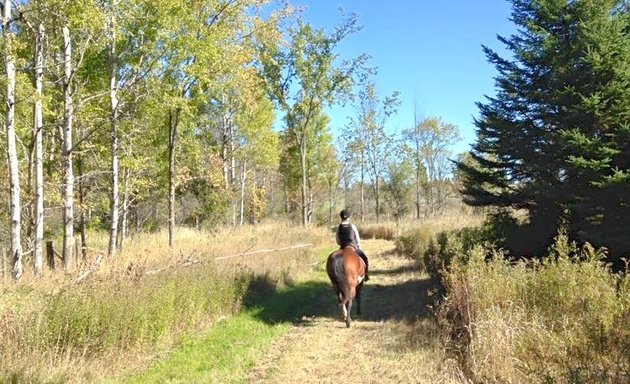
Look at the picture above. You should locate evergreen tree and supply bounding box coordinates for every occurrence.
[458,0,630,263]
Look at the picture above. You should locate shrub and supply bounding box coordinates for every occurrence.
[394,226,433,261]
[393,224,487,279]
[359,224,397,240]
[439,233,630,383]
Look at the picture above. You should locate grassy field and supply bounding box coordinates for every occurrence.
[6,209,622,384]
[112,240,465,384]
[0,222,333,383]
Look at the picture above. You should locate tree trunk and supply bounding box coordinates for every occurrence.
[168,108,180,248]
[374,176,380,223]
[299,136,308,226]
[119,168,130,250]
[33,23,45,275]
[328,182,333,226]
[239,161,246,227]
[415,158,421,220]
[77,155,88,262]
[360,152,365,222]
[4,0,23,279]
[62,25,74,270]
[107,8,119,258]
[229,114,237,226]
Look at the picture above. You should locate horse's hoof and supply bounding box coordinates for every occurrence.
[345,320,351,328]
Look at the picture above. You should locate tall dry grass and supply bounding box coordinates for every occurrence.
[392,207,486,268]
[438,230,630,384]
[0,221,333,383]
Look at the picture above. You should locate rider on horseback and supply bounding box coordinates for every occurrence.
[336,209,369,281]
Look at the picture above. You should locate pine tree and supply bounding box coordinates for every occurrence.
[458,0,630,263]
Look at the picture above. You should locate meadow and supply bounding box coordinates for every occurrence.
[0,222,332,383]
[2,210,628,383]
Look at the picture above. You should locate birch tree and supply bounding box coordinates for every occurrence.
[3,0,23,279]
[33,22,45,275]
[61,25,75,269]
[350,82,400,222]
[258,14,367,225]
[405,116,460,215]
[106,0,119,258]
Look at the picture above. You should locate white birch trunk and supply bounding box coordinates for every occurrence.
[168,109,179,248]
[107,7,119,258]
[33,23,45,275]
[62,26,74,270]
[3,0,22,279]
[119,168,130,249]
[239,161,246,227]
[360,152,365,222]
[299,135,308,226]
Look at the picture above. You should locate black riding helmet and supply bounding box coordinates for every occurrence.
[340,209,350,220]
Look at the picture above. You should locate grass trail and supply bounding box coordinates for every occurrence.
[115,240,463,383]
[247,239,463,384]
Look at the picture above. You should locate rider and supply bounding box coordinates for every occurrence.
[336,209,369,281]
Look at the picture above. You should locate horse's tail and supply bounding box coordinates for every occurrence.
[330,253,351,304]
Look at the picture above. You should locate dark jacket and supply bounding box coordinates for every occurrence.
[336,221,360,250]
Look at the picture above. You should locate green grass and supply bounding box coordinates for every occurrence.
[114,310,288,384]
[111,250,335,383]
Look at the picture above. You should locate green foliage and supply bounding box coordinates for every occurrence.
[458,0,630,267]
[402,116,460,215]
[383,156,414,220]
[258,13,367,223]
[0,262,248,372]
[395,226,434,262]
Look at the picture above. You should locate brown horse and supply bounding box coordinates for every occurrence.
[326,246,366,327]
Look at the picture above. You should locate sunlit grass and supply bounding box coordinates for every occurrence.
[438,231,630,383]
[0,221,332,383]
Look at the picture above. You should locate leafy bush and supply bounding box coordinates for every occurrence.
[393,224,487,280]
[394,226,433,261]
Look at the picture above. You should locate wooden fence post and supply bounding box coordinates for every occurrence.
[46,241,55,270]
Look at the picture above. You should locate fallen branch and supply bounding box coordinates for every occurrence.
[142,243,314,276]
[214,243,313,261]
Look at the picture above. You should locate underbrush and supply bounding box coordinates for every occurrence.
[0,262,248,383]
[433,229,630,383]
[0,222,330,383]
[359,223,397,240]
[395,224,486,278]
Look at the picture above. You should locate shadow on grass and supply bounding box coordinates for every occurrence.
[360,277,436,323]
[243,269,438,326]
[370,263,420,277]
[243,274,337,325]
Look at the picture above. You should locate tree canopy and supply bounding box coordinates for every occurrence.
[457,0,630,265]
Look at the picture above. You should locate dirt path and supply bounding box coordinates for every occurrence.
[247,239,464,384]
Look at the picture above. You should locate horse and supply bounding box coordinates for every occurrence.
[326,246,366,327]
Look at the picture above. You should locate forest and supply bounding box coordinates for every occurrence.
[1,0,462,279]
[1,0,629,383]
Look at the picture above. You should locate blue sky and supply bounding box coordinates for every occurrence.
[292,0,517,155]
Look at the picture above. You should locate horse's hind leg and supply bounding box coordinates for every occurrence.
[345,300,353,328]
[356,284,362,316]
